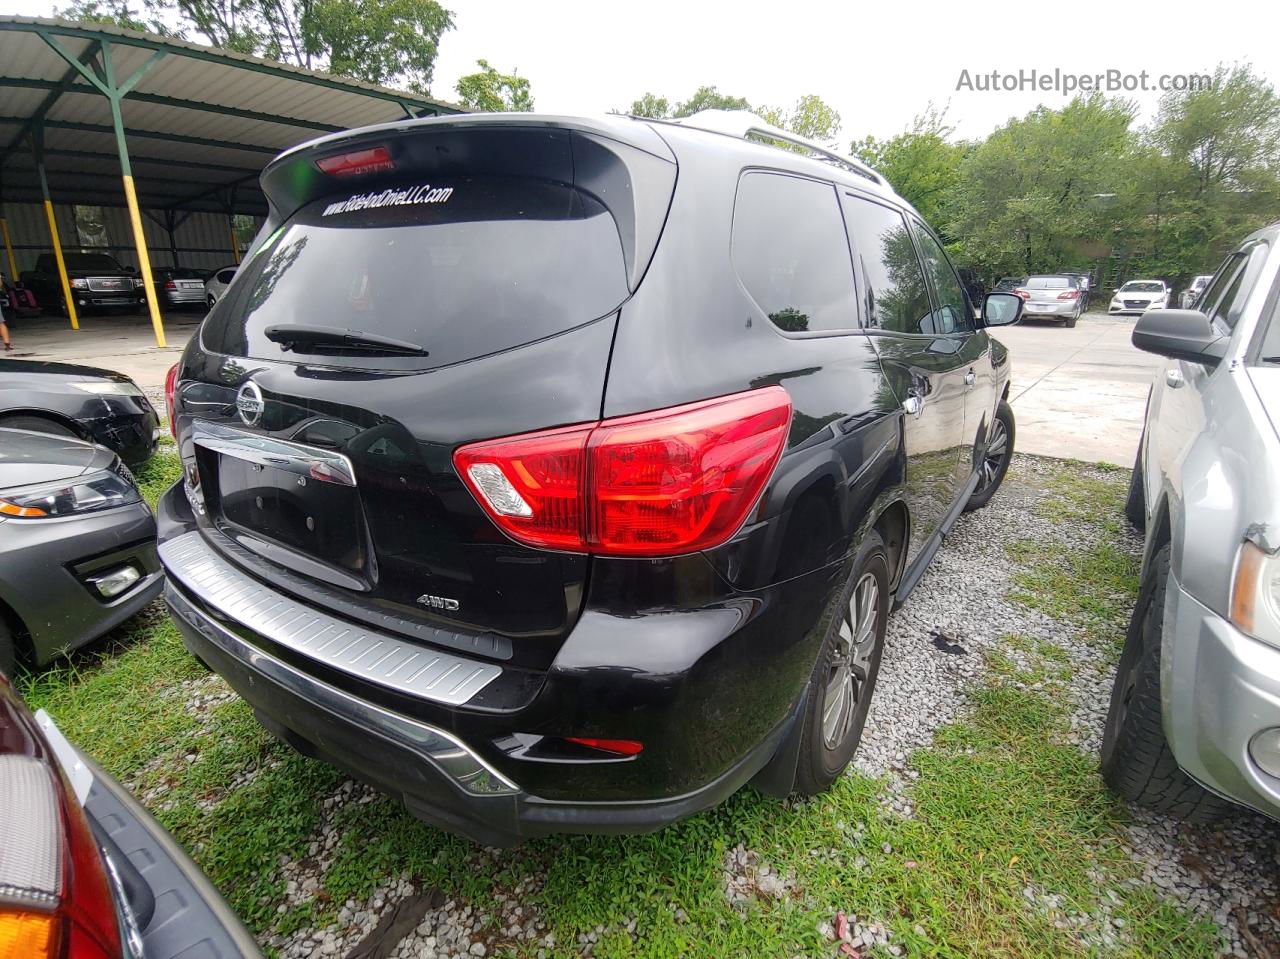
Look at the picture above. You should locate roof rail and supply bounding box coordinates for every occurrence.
[671,109,883,185]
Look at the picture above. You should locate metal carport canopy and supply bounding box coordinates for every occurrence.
[0,15,462,345]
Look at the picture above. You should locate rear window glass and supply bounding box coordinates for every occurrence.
[201,176,628,369]
[1026,276,1071,289]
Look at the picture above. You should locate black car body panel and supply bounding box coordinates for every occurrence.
[160,113,1014,841]
[0,429,162,666]
[0,359,159,466]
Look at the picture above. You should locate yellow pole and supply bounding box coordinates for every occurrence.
[121,175,166,348]
[0,216,17,282]
[227,215,241,264]
[42,200,79,331]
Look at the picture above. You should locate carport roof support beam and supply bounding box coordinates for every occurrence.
[30,124,78,330]
[38,33,168,347]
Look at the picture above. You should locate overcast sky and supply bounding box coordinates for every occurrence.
[5,0,1274,143]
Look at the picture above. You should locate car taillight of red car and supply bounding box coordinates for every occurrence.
[0,711,124,958]
[454,386,793,556]
[164,363,179,440]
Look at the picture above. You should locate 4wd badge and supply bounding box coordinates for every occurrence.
[417,593,460,611]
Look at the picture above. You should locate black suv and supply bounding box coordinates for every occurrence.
[24,251,146,315]
[157,113,1024,845]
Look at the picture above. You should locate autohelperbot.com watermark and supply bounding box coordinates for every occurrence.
[956,68,1213,95]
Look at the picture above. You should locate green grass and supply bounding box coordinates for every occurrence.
[133,443,182,509]
[20,453,1222,957]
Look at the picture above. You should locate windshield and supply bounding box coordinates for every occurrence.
[1026,276,1071,289]
[64,253,124,272]
[1121,282,1164,293]
[202,176,629,370]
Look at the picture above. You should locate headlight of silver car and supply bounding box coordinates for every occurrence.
[1229,540,1280,647]
[0,467,141,518]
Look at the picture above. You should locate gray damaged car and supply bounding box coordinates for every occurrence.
[0,427,163,675]
[1105,222,1280,822]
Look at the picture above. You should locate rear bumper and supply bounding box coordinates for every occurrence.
[1162,577,1280,820]
[165,579,793,845]
[0,503,163,664]
[1023,302,1076,316]
[80,750,263,957]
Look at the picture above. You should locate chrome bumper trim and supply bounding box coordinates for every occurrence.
[158,531,502,707]
[165,582,518,796]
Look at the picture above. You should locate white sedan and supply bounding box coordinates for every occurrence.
[204,264,238,308]
[1109,280,1169,316]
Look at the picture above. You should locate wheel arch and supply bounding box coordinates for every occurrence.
[0,408,89,441]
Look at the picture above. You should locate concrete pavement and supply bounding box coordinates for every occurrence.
[991,313,1161,467]
[3,310,1160,467]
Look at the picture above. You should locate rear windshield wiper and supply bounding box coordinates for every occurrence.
[264,324,429,357]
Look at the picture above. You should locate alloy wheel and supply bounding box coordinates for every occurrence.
[822,572,880,749]
[977,418,1009,492]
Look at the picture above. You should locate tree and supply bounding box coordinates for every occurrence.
[56,0,455,91]
[300,0,453,93]
[759,94,842,146]
[673,85,751,117]
[54,0,173,34]
[455,59,533,112]
[945,94,1135,278]
[628,93,671,119]
[852,105,963,229]
[1115,63,1280,279]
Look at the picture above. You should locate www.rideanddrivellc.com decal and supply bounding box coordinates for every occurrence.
[322,184,454,216]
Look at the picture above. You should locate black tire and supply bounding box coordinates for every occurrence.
[1100,544,1231,823]
[964,400,1015,512]
[793,531,889,796]
[1065,312,1078,328]
[1124,445,1146,530]
[0,414,78,438]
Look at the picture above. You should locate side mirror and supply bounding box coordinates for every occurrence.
[1132,309,1227,365]
[124,265,137,274]
[982,291,1023,327]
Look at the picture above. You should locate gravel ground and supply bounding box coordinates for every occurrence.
[169,455,1280,956]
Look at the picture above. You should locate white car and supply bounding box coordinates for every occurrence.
[1109,280,1169,316]
[203,264,237,308]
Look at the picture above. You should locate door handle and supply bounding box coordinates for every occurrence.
[903,394,923,417]
[1166,369,1184,389]
[964,369,977,388]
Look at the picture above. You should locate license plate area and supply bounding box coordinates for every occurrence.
[192,421,371,589]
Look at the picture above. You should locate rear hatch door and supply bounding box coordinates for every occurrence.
[178,120,676,667]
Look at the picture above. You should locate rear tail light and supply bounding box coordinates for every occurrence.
[164,363,178,440]
[1057,290,1080,300]
[0,755,123,959]
[1014,289,1030,299]
[454,387,792,556]
[564,737,644,756]
[164,280,177,290]
[315,145,395,177]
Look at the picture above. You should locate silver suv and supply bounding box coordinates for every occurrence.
[1105,222,1280,822]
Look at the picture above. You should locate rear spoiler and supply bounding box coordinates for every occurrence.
[256,115,678,292]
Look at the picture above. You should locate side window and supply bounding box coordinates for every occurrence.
[731,172,858,333]
[1209,243,1269,331]
[218,269,236,284]
[911,222,973,335]
[1198,253,1244,325]
[841,194,932,335]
